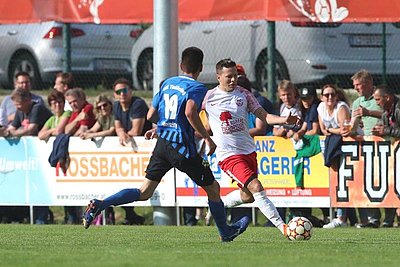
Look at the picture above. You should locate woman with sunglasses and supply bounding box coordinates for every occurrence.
[79,95,115,140]
[317,84,358,229]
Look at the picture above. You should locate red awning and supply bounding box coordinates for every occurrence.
[1,0,400,24]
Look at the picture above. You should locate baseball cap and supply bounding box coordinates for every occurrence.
[299,87,316,98]
[236,64,246,76]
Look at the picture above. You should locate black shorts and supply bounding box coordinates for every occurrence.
[145,138,215,187]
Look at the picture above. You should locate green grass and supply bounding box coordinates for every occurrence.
[0,225,398,267]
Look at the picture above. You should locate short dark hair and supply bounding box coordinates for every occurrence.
[14,71,31,80]
[375,84,395,96]
[56,72,75,89]
[181,47,204,74]
[237,75,253,91]
[216,58,237,74]
[11,88,31,102]
[47,89,65,106]
[113,78,132,89]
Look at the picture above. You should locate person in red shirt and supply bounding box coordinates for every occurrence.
[64,88,96,136]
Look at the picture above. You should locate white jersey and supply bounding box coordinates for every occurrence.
[202,86,261,161]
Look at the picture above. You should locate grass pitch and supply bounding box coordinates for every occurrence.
[0,224,398,267]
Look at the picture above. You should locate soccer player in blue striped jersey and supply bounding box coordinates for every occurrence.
[83,47,249,242]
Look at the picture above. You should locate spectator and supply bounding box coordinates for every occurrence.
[351,69,383,228]
[38,90,71,141]
[80,95,115,140]
[53,72,75,111]
[0,71,44,127]
[113,78,152,225]
[371,85,399,228]
[291,87,328,225]
[64,88,96,136]
[80,95,116,225]
[0,88,52,224]
[271,80,302,224]
[318,84,358,229]
[273,80,301,138]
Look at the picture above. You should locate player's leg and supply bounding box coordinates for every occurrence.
[220,152,286,235]
[83,138,168,229]
[179,154,249,242]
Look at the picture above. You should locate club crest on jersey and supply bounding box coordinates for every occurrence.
[235,98,244,106]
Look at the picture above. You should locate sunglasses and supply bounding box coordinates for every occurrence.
[322,93,336,98]
[115,87,129,95]
[97,103,109,109]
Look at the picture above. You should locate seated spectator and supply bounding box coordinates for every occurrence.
[53,72,75,111]
[80,95,115,140]
[38,90,72,141]
[64,88,96,136]
[0,71,45,127]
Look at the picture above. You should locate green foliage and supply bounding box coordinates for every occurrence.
[0,225,398,267]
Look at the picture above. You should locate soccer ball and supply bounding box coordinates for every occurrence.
[286,216,313,241]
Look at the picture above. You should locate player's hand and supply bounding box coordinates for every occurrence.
[144,128,158,140]
[204,137,216,156]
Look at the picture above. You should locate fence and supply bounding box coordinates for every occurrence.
[0,21,399,92]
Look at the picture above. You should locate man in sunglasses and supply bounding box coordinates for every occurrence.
[111,78,152,225]
[113,78,152,147]
[83,47,250,242]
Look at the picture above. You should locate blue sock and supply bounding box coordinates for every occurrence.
[208,199,229,236]
[101,188,141,210]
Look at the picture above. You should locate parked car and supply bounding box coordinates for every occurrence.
[131,21,400,91]
[0,21,144,89]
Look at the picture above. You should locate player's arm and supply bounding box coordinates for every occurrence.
[147,106,159,124]
[254,107,296,125]
[186,99,216,155]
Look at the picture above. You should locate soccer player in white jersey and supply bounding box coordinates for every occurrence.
[202,58,300,236]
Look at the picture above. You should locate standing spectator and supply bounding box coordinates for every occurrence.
[53,72,75,111]
[0,71,44,127]
[38,90,71,141]
[83,47,250,242]
[371,85,399,228]
[80,95,116,225]
[317,84,357,229]
[0,88,52,224]
[63,88,95,223]
[113,78,152,225]
[351,69,383,228]
[273,80,301,138]
[271,80,302,224]
[64,88,96,136]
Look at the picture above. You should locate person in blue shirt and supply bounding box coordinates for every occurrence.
[83,47,249,242]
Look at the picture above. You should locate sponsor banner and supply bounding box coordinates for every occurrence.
[1,1,400,24]
[331,136,400,208]
[0,137,176,206]
[176,136,330,207]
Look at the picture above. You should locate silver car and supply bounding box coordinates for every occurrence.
[0,21,144,89]
[131,21,400,91]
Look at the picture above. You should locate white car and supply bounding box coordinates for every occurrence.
[0,21,144,89]
[131,21,400,91]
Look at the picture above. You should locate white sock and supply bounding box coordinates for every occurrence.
[222,190,244,208]
[253,191,285,234]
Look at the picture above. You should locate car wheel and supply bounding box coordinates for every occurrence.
[137,49,153,91]
[9,53,42,90]
[255,50,289,92]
